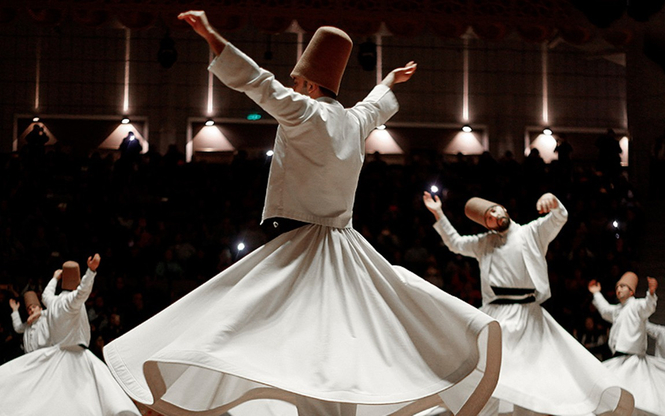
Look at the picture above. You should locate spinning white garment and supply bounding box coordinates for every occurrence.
[0,345,140,416]
[603,354,665,415]
[481,302,633,415]
[105,225,501,416]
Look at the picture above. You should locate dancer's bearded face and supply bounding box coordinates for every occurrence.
[484,205,510,232]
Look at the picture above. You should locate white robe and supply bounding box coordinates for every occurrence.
[593,292,665,415]
[433,200,633,415]
[0,270,140,416]
[646,321,665,358]
[103,43,502,416]
[11,309,50,353]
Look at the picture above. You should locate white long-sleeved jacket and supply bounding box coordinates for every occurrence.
[593,291,658,355]
[209,44,398,229]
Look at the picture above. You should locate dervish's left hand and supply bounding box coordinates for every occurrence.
[391,61,417,84]
[381,62,417,88]
[647,276,658,295]
[88,253,101,272]
[26,310,41,325]
[536,192,558,214]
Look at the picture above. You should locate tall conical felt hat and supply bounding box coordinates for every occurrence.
[62,261,81,291]
[465,197,501,228]
[617,271,638,293]
[290,26,352,95]
[23,291,40,310]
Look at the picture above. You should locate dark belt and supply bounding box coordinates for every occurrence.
[490,286,536,305]
[262,217,309,241]
[613,351,631,358]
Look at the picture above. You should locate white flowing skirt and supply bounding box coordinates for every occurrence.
[603,354,665,415]
[480,302,633,415]
[104,225,501,416]
[0,345,140,416]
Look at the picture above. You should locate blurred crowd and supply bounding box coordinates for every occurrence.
[0,137,642,364]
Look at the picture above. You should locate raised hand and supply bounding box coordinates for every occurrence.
[647,276,658,295]
[88,253,101,272]
[391,61,417,84]
[178,11,214,38]
[423,191,443,221]
[588,279,601,294]
[9,299,19,312]
[536,192,558,214]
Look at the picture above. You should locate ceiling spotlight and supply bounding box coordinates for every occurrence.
[32,116,40,122]
[121,117,130,124]
[376,124,386,130]
[462,124,473,133]
[543,127,553,135]
[205,119,215,126]
[266,150,274,157]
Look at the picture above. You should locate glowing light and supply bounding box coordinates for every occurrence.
[612,220,619,228]
[543,127,552,136]
[443,132,484,155]
[430,185,439,193]
[463,37,469,122]
[365,129,403,154]
[237,242,246,251]
[376,124,386,130]
[462,124,472,133]
[266,150,274,157]
[35,37,41,111]
[207,49,214,116]
[121,117,130,124]
[620,136,629,167]
[247,113,262,121]
[205,119,215,126]
[542,44,549,125]
[32,116,40,122]
[123,29,131,114]
[375,34,383,85]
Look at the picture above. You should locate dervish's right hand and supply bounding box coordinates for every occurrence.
[391,61,417,84]
[54,269,62,281]
[588,279,601,294]
[88,253,101,272]
[647,276,658,295]
[423,191,443,220]
[178,11,215,39]
[9,299,19,312]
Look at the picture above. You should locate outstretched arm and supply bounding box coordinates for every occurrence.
[381,61,417,89]
[589,280,616,323]
[9,300,25,334]
[423,191,444,221]
[41,269,61,309]
[178,10,228,56]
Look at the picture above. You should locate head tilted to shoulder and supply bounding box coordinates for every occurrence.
[61,261,81,291]
[290,26,353,98]
[465,197,511,232]
[615,271,637,302]
[23,291,42,314]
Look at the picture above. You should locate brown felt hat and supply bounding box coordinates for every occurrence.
[290,26,352,95]
[465,197,502,229]
[23,291,40,310]
[62,261,81,291]
[617,271,638,293]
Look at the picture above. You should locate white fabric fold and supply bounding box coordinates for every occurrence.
[105,225,501,415]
